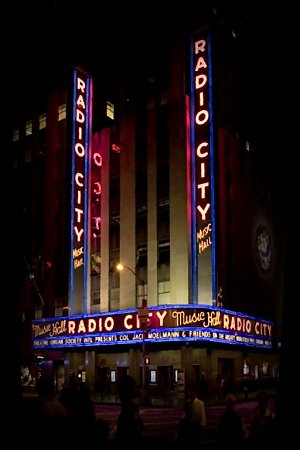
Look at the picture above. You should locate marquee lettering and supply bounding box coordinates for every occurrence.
[32,306,274,351]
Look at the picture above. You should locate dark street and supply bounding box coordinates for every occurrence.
[94,395,278,447]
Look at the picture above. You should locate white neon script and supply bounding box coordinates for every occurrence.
[197,223,212,254]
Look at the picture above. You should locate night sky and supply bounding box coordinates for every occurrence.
[1,1,297,154]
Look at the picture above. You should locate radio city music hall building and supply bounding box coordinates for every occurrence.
[12,25,283,403]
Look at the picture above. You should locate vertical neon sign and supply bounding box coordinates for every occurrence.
[189,30,216,305]
[70,68,92,314]
[90,137,102,296]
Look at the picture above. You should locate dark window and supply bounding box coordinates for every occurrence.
[136,247,147,267]
[158,241,170,264]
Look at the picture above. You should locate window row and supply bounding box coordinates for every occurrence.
[12,105,66,142]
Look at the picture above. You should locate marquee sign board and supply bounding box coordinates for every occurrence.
[32,305,273,350]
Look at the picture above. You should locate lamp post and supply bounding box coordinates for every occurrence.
[116,263,144,286]
[116,263,148,396]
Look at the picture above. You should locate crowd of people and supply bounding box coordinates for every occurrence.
[20,373,110,449]
[18,373,277,450]
[174,385,277,450]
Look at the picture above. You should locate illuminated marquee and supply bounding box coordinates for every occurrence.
[189,29,216,304]
[32,305,273,350]
[70,68,93,313]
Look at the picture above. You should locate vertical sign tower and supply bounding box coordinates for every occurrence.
[70,67,93,314]
[189,30,216,305]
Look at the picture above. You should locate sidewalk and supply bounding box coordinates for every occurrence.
[93,392,278,450]
[22,384,278,409]
[92,386,278,408]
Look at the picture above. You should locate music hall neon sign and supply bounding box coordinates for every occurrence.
[70,68,92,314]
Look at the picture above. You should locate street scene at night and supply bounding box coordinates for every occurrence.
[93,394,278,447]
[1,1,298,448]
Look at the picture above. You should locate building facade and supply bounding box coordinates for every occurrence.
[12,22,283,404]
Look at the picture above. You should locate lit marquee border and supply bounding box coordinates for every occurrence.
[32,305,274,350]
[70,68,93,314]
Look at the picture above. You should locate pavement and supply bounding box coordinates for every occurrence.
[20,387,278,449]
[94,391,278,449]
[92,386,277,407]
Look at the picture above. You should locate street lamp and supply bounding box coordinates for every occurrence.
[116,263,149,397]
[116,263,145,288]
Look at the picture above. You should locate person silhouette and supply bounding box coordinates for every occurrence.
[116,396,143,447]
[22,374,69,450]
[59,374,96,447]
[217,393,245,449]
[190,386,207,432]
[247,390,276,449]
[197,372,209,402]
[174,399,203,448]
[115,374,143,449]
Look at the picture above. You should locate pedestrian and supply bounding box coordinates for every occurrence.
[115,396,144,449]
[114,374,143,449]
[174,399,203,448]
[59,374,96,447]
[93,417,110,446]
[217,393,245,449]
[197,372,209,402]
[190,386,207,430]
[116,373,139,403]
[215,375,225,402]
[247,390,276,449]
[21,374,69,450]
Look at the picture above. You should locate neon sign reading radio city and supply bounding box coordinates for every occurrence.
[73,74,102,261]
[73,76,88,270]
[194,38,212,254]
